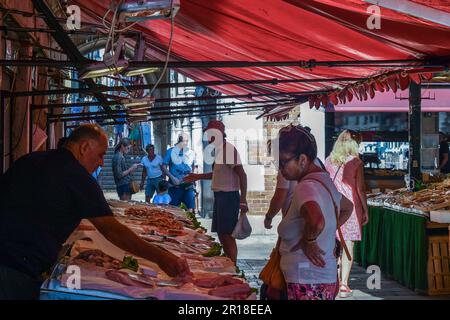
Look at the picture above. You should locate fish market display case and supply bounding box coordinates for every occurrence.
[40,201,256,300]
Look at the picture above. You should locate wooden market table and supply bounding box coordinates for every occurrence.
[354,206,450,295]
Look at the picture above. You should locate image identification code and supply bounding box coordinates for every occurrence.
[178,304,272,318]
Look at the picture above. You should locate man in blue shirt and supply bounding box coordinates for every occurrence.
[162,133,197,212]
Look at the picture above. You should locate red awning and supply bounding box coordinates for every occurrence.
[332,88,450,112]
[74,0,450,117]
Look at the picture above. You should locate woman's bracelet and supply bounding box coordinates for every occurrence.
[306,236,318,243]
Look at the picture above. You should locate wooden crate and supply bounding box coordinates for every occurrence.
[427,235,450,295]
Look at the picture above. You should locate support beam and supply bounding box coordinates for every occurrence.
[325,105,335,158]
[31,90,326,109]
[32,0,111,112]
[13,77,365,98]
[408,82,422,184]
[64,107,259,129]
[49,104,269,123]
[45,99,300,118]
[0,58,434,68]
[0,92,5,173]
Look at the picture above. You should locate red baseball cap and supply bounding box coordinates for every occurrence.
[203,120,225,134]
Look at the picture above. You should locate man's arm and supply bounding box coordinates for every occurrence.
[140,167,147,189]
[233,164,248,213]
[264,188,288,229]
[162,150,179,184]
[89,216,190,278]
[114,157,139,179]
[266,188,288,219]
[161,164,180,185]
[439,153,449,170]
[183,172,213,183]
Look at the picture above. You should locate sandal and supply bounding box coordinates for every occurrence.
[339,285,353,298]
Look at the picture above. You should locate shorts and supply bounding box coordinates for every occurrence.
[145,176,163,197]
[211,191,240,235]
[116,183,132,198]
[169,186,196,209]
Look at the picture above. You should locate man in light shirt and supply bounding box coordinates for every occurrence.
[184,120,248,264]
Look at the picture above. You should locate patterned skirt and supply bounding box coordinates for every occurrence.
[287,282,338,300]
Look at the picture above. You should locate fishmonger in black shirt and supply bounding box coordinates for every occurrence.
[0,124,191,299]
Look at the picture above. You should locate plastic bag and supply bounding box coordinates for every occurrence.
[232,213,252,240]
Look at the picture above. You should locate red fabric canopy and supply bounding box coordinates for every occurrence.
[333,88,450,112]
[74,0,450,117]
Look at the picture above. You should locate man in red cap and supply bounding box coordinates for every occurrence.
[184,120,248,264]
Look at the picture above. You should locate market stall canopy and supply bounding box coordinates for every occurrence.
[331,88,450,112]
[73,0,450,117]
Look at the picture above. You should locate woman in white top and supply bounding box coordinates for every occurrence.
[276,125,353,300]
[140,144,165,203]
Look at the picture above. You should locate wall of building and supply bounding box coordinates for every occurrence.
[245,107,301,215]
[1,0,62,171]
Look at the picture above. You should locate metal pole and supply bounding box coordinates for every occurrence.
[41,98,299,117]
[29,95,33,153]
[9,95,13,165]
[64,107,260,128]
[0,92,4,173]
[30,90,325,109]
[49,104,268,123]
[325,104,335,158]
[46,109,52,150]
[409,82,422,184]
[32,0,112,113]
[46,99,297,120]
[0,58,436,68]
[15,77,365,97]
[32,97,302,110]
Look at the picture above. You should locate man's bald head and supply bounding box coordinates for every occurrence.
[65,124,108,174]
[66,124,108,146]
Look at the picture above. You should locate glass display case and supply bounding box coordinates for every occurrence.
[361,141,409,170]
